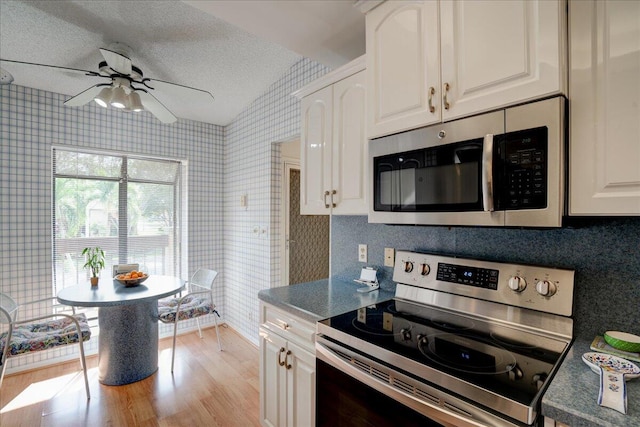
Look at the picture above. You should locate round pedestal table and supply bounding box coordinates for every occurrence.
[57,275,184,385]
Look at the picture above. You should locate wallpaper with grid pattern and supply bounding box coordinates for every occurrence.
[0,84,224,371]
[224,58,330,343]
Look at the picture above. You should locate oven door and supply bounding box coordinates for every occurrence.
[316,336,539,427]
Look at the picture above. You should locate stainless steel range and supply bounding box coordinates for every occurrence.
[316,251,575,427]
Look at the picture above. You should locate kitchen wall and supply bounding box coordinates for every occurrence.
[223,58,330,342]
[0,84,224,370]
[331,216,640,339]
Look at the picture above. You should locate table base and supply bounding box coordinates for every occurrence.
[98,301,159,385]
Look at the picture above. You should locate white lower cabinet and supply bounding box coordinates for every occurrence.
[259,303,315,427]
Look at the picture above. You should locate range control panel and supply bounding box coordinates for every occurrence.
[393,251,575,316]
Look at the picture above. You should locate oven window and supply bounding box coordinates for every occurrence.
[317,359,445,427]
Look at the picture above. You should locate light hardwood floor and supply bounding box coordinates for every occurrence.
[0,325,260,427]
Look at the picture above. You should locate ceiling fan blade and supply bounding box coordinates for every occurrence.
[64,84,108,107]
[0,58,101,77]
[99,48,132,75]
[145,78,214,102]
[136,90,177,124]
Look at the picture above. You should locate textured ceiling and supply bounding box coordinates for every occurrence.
[0,0,365,126]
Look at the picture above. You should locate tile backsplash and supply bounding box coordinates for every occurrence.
[331,216,640,339]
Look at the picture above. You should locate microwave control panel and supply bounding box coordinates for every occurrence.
[497,126,548,210]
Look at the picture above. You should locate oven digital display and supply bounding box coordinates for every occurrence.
[434,337,496,373]
[436,263,499,290]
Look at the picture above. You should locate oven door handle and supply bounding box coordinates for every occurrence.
[316,340,497,427]
[482,134,494,212]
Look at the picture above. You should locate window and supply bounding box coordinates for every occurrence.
[52,147,186,294]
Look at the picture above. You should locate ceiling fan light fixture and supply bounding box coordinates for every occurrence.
[110,86,127,109]
[129,91,144,112]
[94,87,113,108]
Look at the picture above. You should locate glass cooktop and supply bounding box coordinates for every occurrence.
[319,299,569,406]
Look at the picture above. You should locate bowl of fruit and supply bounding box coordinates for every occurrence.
[114,270,148,287]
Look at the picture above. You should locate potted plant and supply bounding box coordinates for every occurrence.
[82,246,105,286]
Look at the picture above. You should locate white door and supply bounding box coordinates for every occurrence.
[331,70,368,215]
[300,86,332,215]
[260,330,287,427]
[440,0,565,121]
[286,341,316,427]
[569,0,640,214]
[366,0,440,139]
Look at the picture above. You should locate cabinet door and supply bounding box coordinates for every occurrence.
[300,86,332,215]
[332,71,368,215]
[260,330,288,427]
[366,0,440,139]
[440,0,565,121]
[286,341,316,427]
[569,0,640,214]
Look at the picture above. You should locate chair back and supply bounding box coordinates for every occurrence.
[189,268,218,291]
[0,293,18,324]
[112,264,140,277]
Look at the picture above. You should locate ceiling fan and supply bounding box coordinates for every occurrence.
[0,43,214,124]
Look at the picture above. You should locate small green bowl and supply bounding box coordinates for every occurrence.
[604,331,640,353]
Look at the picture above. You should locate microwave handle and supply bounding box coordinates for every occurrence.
[482,134,494,212]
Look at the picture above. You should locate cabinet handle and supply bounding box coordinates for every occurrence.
[285,350,292,370]
[443,82,451,110]
[324,190,330,208]
[331,189,337,208]
[277,319,289,330]
[278,347,286,367]
[428,87,435,113]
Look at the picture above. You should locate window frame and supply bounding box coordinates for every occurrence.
[51,145,189,296]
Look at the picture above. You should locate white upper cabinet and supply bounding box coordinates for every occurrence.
[331,71,368,215]
[366,1,441,138]
[569,0,640,215]
[440,0,566,121]
[296,57,368,216]
[300,87,333,215]
[366,0,566,139]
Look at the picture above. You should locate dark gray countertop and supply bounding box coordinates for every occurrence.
[542,339,640,426]
[257,277,395,323]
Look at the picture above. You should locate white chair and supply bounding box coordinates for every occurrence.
[0,293,91,399]
[157,268,222,372]
[112,263,140,277]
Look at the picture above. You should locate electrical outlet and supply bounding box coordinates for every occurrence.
[384,247,395,267]
[358,244,368,262]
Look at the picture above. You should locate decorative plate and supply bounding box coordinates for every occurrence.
[582,352,640,380]
[114,274,149,287]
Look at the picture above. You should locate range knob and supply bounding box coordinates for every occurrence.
[401,328,412,342]
[535,280,557,297]
[404,261,414,273]
[532,373,548,390]
[507,276,527,292]
[416,334,428,347]
[507,363,524,381]
[420,263,431,276]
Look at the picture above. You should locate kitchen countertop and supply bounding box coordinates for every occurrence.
[542,338,640,426]
[257,277,395,323]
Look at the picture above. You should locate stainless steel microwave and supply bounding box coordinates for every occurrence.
[369,96,566,227]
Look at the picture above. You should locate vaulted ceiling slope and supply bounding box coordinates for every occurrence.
[0,0,365,126]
